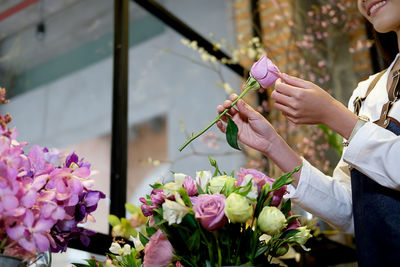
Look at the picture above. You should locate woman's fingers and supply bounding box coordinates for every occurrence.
[216,120,226,133]
[274,102,297,118]
[271,90,295,109]
[281,73,310,88]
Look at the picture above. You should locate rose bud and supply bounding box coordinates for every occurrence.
[250,55,281,88]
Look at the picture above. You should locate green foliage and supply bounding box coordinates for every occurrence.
[318,124,343,156]
[226,117,241,150]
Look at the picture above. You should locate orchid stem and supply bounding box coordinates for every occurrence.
[178,77,259,151]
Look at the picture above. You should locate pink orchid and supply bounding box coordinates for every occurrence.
[7,210,54,252]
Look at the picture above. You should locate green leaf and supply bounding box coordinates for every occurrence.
[182,213,198,229]
[139,232,150,246]
[271,166,301,191]
[226,117,241,150]
[318,124,343,157]
[196,182,205,194]
[179,188,193,207]
[108,214,121,227]
[146,226,157,236]
[281,199,291,216]
[255,245,269,258]
[286,215,301,224]
[279,229,300,240]
[187,229,201,250]
[150,183,163,190]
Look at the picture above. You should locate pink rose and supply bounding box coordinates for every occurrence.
[250,55,281,88]
[193,194,227,231]
[144,230,174,267]
[183,177,198,196]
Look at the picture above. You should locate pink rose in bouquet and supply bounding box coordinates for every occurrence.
[250,55,282,88]
[144,229,174,267]
[193,194,228,231]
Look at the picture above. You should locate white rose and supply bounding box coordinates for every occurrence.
[162,199,189,225]
[258,206,287,235]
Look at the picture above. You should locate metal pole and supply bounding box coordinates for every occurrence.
[110,0,129,233]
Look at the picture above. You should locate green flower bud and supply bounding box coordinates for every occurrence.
[208,175,236,194]
[271,243,289,257]
[224,193,253,223]
[258,206,287,235]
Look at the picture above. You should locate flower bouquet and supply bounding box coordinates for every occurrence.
[79,157,311,267]
[0,92,105,265]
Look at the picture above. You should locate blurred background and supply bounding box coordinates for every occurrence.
[0,0,387,266]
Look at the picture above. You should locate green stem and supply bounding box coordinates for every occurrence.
[178,77,259,151]
[0,235,8,253]
[213,232,222,267]
[198,222,214,267]
[235,223,244,265]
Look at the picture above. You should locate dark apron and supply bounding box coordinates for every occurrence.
[351,120,400,267]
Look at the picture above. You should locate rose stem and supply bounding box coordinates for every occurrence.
[178,78,255,152]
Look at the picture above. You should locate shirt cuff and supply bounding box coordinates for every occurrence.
[285,157,310,202]
[343,122,374,165]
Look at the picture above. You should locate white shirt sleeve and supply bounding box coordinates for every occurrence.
[343,122,400,190]
[285,157,354,233]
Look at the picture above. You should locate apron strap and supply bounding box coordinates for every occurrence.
[353,69,387,116]
[376,69,400,128]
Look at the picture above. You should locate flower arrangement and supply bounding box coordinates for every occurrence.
[0,89,105,264]
[77,157,311,267]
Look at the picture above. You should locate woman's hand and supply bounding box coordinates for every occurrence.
[216,93,303,187]
[216,94,279,155]
[272,73,358,139]
[272,74,337,125]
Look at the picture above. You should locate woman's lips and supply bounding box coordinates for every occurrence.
[367,0,387,16]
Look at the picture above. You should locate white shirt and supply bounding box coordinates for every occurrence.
[286,53,400,234]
